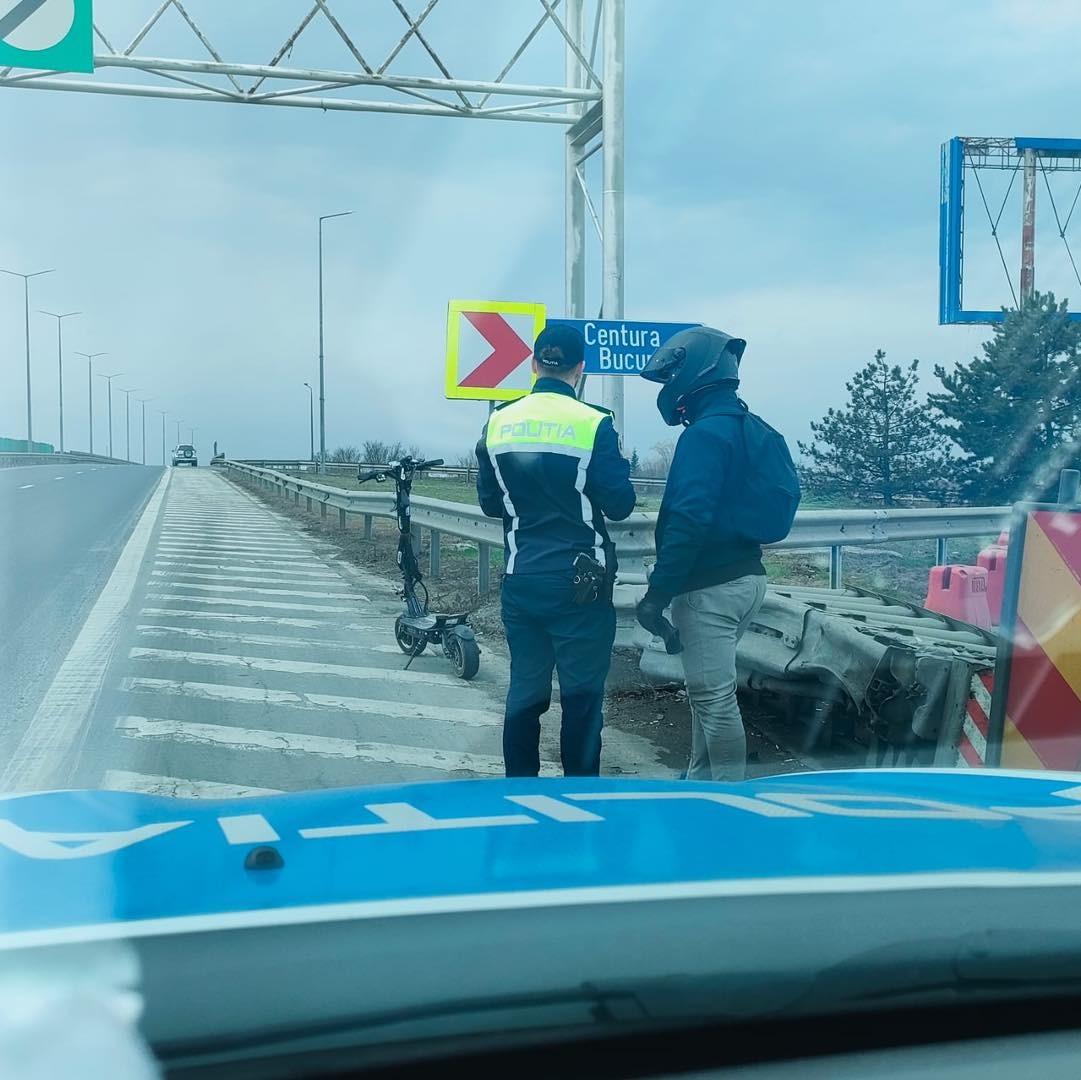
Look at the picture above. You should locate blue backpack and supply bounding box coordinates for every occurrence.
[713,402,801,544]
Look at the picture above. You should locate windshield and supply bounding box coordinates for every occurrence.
[3,1,1081,1074]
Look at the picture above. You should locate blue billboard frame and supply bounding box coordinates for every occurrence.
[939,136,1081,325]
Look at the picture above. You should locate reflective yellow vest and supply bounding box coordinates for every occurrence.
[484,390,611,574]
[485,390,607,456]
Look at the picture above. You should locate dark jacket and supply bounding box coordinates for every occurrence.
[647,387,765,604]
[476,378,636,575]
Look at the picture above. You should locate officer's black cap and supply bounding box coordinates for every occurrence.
[535,324,585,370]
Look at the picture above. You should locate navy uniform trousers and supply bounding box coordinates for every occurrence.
[500,570,616,777]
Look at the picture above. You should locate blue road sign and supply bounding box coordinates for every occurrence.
[547,318,699,376]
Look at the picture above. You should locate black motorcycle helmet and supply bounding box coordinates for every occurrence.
[640,326,746,426]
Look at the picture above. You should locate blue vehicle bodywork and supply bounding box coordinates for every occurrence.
[3,770,1081,947]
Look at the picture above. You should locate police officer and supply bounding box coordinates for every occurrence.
[635,327,775,781]
[476,324,636,777]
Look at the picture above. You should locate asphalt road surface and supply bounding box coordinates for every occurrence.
[2,467,661,798]
[0,463,163,754]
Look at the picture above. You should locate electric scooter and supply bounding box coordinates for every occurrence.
[358,456,481,680]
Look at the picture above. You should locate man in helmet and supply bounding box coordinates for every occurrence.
[636,326,769,781]
[476,323,636,777]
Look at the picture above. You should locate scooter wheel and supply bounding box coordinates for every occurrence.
[394,616,427,655]
[448,635,480,680]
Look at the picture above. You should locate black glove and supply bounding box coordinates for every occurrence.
[636,592,682,654]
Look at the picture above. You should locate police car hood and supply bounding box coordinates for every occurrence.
[7,770,1081,1068]
[4,769,1081,947]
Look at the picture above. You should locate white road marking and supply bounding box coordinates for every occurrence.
[155,547,316,561]
[163,518,270,525]
[160,523,303,536]
[218,814,280,844]
[76,471,84,475]
[115,716,528,774]
[157,538,308,552]
[163,522,273,529]
[139,608,345,629]
[17,484,33,489]
[159,533,290,544]
[154,561,337,579]
[128,647,464,687]
[166,504,271,510]
[153,552,324,567]
[158,581,359,600]
[151,570,340,589]
[119,678,502,726]
[0,470,171,792]
[53,476,64,481]
[102,770,282,799]
[161,524,286,535]
[136,624,388,647]
[146,593,356,613]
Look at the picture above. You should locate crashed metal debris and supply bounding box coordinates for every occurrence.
[636,585,996,768]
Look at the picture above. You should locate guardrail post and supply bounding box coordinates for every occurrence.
[478,542,492,593]
[294,489,300,506]
[306,496,313,513]
[339,507,347,530]
[829,544,844,590]
[363,514,373,540]
[935,537,949,566]
[320,501,327,521]
[430,528,441,578]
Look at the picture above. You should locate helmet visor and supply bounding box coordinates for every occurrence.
[640,342,687,385]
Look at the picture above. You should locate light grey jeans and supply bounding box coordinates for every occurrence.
[671,574,768,781]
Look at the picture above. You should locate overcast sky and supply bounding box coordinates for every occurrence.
[4,0,1081,464]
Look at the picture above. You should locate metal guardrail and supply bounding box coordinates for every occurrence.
[221,461,1010,600]
[237,458,670,489]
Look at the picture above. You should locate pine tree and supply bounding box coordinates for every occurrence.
[930,291,1081,503]
[799,350,952,506]
[629,448,640,474]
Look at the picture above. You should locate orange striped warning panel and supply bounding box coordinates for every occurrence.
[999,510,1081,770]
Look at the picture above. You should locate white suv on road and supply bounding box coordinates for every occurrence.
[171,444,198,467]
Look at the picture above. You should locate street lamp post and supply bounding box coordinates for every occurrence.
[39,310,80,454]
[138,397,154,465]
[175,418,182,446]
[74,352,107,454]
[317,210,352,472]
[119,387,142,462]
[97,373,123,458]
[157,410,168,465]
[303,381,314,462]
[1,267,55,452]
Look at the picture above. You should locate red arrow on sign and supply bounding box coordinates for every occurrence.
[458,311,532,388]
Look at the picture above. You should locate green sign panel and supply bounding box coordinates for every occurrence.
[0,0,94,73]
